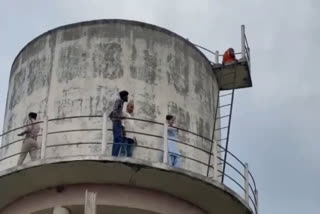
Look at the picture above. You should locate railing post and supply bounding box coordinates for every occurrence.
[241,25,245,59]
[213,140,218,181]
[101,112,107,155]
[85,190,97,214]
[244,163,249,203]
[215,50,219,64]
[40,116,48,159]
[162,123,168,164]
[255,189,259,214]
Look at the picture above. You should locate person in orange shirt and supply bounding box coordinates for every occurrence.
[222,48,237,65]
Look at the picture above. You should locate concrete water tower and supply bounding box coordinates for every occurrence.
[0,20,257,214]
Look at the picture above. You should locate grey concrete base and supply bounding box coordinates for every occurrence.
[0,156,252,214]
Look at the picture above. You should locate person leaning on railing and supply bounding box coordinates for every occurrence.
[166,115,181,167]
[17,112,40,165]
[122,100,137,157]
[109,90,129,157]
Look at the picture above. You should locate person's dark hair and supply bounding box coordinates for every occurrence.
[119,90,129,100]
[28,112,37,119]
[166,115,174,121]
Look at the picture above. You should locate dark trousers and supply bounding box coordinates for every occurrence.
[112,121,124,156]
[124,138,135,157]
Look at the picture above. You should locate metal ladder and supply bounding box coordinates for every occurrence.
[214,66,238,184]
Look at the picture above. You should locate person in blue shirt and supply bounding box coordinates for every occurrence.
[166,115,181,167]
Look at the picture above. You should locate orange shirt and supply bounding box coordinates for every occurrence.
[222,50,236,64]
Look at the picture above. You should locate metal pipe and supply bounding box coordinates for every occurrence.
[101,112,107,155]
[255,189,259,214]
[162,123,168,164]
[221,89,235,183]
[215,50,219,63]
[241,25,245,59]
[244,163,249,203]
[207,87,220,177]
[213,140,218,180]
[40,116,48,159]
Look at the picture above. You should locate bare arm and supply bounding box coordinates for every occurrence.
[17,121,32,136]
[18,128,31,136]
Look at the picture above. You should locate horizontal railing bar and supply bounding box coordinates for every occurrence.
[172,152,210,167]
[225,161,245,179]
[123,117,163,126]
[249,183,257,203]
[48,129,101,135]
[218,52,241,57]
[224,149,246,168]
[0,121,43,137]
[167,137,211,155]
[0,133,43,150]
[215,126,228,131]
[249,195,258,212]
[0,139,24,150]
[193,43,217,56]
[224,173,246,192]
[215,115,230,120]
[217,104,231,109]
[48,115,102,122]
[248,170,257,191]
[170,126,212,142]
[0,148,40,162]
[106,143,163,153]
[47,142,101,148]
[124,130,163,139]
[219,93,233,98]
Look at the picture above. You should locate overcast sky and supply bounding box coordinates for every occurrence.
[1,0,320,213]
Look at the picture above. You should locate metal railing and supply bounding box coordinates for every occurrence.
[0,114,258,213]
[193,25,251,68]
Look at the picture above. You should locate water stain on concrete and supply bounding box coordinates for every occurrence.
[92,43,124,80]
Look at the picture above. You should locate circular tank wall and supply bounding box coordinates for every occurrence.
[0,20,219,175]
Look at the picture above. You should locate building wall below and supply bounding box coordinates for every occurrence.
[2,184,205,214]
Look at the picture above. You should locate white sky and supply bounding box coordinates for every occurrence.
[1,0,320,213]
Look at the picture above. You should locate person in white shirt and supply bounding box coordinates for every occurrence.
[122,101,137,157]
[166,115,181,167]
[17,112,40,165]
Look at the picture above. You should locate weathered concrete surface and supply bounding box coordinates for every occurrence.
[1,20,219,176]
[0,156,252,214]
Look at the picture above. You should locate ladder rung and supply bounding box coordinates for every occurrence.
[215,126,228,131]
[219,93,233,98]
[218,104,231,108]
[216,115,230,120]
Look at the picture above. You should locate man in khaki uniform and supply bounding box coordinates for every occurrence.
[17,112,40,165]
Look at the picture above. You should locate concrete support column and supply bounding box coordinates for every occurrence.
[53,206,70,214]
[85,190,97,214]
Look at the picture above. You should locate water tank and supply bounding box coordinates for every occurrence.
[0,20,256,214]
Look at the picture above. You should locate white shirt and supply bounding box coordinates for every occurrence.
[25,119,40,140]
[122,112,135,139]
